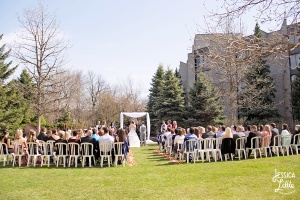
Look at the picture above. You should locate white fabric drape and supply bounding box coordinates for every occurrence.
[120,112,151,141]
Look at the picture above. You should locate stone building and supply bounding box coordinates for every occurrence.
[179,21,300,121]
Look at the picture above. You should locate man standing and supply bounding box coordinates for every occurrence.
[81,130,99,165]
[202,126,216,139]
[136,121,140,138]
[140,121,147,147]
[37,127,48,142]
[161,120,167,132]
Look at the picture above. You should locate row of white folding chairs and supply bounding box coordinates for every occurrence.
[0,141,126,168]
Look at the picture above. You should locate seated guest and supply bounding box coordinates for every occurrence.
[78,129,85,139]
[202,125,216,139]
[27,129,43,154]
[245,125,251,137]
[184,127,197,141]
[37,127,48,142]
[54,131,68,154]
[261,125,271,147]
[231,125,237,135]
[281,124,291,145]
[99,127,114,161]
[1,129,14,154]
[246,125,262,157]
[65,131,71,141]
[49,129,59,140]
[233,125,245,144]
[270,123,279,147]
[216,126,226,138]
[166,128,176,146]
[182,128,187,136]
[115,128,128,164]
[173,128,185,159]
[14,129,27,147]
[291,125,300,145]
[98,129,104,137]
[109,129,114,136]
[163,127,171,146]
[91,128,100,142]
[194,128,201,139]
[222,127,233,140]
[199,127,205,138]
[68,130,81,155]
[259,125,264,133]
[212,127,218,135]
[81,130,99,164]
[186,128,190,135]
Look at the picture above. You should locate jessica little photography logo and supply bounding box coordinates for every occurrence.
[272,169,296,195]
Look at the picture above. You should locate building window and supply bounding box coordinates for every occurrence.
[290,53,300,69]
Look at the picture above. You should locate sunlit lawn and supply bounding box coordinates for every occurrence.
[0,144,299,199]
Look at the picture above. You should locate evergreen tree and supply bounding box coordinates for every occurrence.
[18,69,35,125]
[0,34,24,137]
[146,65,165,133]
[291,67,300,120]
[239,23,279,124]
[174,67,183,86]
[155,67,185,127]
[187,71,224,126]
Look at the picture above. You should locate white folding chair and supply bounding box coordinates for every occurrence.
[100,143,113,167]
[12,142,26,167]
[261,135,272,158]
[81,143,96,167]
[271,135,284,156]
[176,138,184,160]
[55,143,68,167]
[114,142,125,167]
[282,135,293,156]
[27,142,41,167]
[0,143,12,166]
[291,133,300,155]
[68,143,81,167]
[235,137,247,160]
[195,139,205,162]
[211,138,223,162]
[41,142,54,167]
[247,137,262,159]
[182,140,197,163]
[167,136,173,155]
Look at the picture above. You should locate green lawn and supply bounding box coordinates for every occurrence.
[0,145,299,199]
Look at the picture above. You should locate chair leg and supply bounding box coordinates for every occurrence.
[238,150,241,160]
[101,157,103,167]
[3,156,6,166]
[34,156,36,167]
[244,150,247,159]
[56,157,59,167]
[27,156,30,167]
[89,157,91,168]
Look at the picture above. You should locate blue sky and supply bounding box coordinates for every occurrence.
[0,0,276,98]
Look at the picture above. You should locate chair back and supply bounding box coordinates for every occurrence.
[185,140,197,153]
[195,139,203,151]
[203,138,212,150]
[27,142,40,156]
[0,142,8,155]
[114,142,124,156]
[55,143,68,156]
[100,143,112,156]
[235,137,246,150]
[293,133,300,145]
[261,135,272,147]
[212,138,222,150]
[177,138,184,151]
[12,142,24,156]
[221,138,235,154]
[167,136,172,147]
[282,135,292,146]
[250,137,261,149]
[68,143,80,156]
[81,143,94,156]
[41,142,53,156]
[38,140,45,144]
[272,135,282,147]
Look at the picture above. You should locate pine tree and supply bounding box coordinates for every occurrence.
[0,34,24,137]
[155,67,185,127]
[18,69,35,125]
[146,65,165,133]
[239,23,279,124]
[174,67,183,86]
[187,71,224,126]
[291,67,300,120]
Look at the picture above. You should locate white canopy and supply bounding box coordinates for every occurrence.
[120,112,151,141]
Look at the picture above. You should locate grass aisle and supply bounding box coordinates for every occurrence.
[0,145,299,199]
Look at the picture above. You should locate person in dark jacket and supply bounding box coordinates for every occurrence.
[202,125,216,139]
[81,130,99,164]
[37,127,48,142]
[246,125,262,157]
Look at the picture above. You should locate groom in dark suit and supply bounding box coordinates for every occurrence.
[136,121,140,138]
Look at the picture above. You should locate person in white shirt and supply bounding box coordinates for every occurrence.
[161,120,167,132]
[99,127,114,151]
[163,127,171,146]
[173,128,185,159]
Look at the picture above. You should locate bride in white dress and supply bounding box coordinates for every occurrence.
[128,120,140,147]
